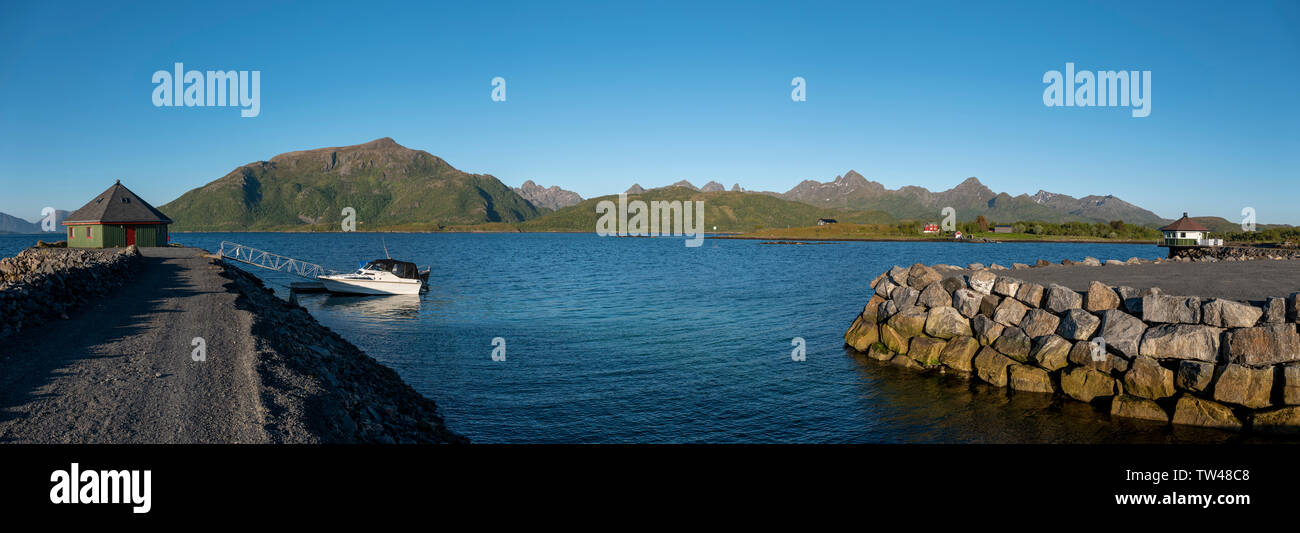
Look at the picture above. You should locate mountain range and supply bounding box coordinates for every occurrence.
[142,137,1231,233]
[512,180,583,211]
[0,210,69,234]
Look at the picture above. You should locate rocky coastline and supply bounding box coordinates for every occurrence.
[0,245,143,339]
[845,259,1300,434]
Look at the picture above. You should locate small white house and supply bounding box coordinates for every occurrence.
[1159,213,1216,247]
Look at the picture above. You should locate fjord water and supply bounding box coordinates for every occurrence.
[0,233,1235,443]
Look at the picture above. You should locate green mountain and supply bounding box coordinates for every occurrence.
[780,171,1170,227]
[516,187,896,232]
[160,138,541,231]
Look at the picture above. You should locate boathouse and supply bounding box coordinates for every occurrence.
[1158,213,1219,249]
[63,180,172,248]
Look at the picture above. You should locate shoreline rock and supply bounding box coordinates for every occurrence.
[845,258,1300,435]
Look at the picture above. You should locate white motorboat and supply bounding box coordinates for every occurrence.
[317,259,429,295]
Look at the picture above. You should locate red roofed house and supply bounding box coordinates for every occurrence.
[1158,213,1216,251]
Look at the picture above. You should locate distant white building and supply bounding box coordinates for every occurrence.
[1159,213,1221,248]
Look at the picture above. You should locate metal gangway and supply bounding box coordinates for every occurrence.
[217,241,337,279]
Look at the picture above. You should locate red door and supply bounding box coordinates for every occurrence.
[126,226,136,246]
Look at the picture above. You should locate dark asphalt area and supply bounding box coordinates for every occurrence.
[975,260,1300,303]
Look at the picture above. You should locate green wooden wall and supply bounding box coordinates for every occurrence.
[66,224,169,248]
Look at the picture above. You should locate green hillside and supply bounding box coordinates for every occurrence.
[515,188,896,232]
[160,138,541,231]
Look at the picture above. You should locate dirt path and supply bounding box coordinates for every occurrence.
[0,247,269,443]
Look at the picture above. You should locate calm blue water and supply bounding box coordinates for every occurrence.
[3,232,1244,443]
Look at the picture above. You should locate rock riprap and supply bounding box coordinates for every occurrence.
[845,260,1300,434]
[0,246,142,339]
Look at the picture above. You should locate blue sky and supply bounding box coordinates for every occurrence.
[1,0,1296,223]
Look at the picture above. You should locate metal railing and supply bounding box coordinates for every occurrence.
[217,241,337,279]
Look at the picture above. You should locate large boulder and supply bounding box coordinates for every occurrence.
[992,276,1022,298]
[1044,284,1083,313]
[891,285,921,308]
[1263,297,1286,324]
[968,270,996,295]
[844,315,879,351]
[1068,339,1130,374]
[1116,286,1143,314]
[1060,367,1117,402]
[908,336,947,366]
[1057,309,1100,340]
[978,294,1002,317]
[1222,324,1300,367]
[875,279,898,302]
[993,326,1032,363]
[1137,324,1223,363]
[973,347,1016,387]
[880,323,909,354]
[1174,361,1215,393]
[1201,299,1264,328]
[861,294,887,324]
[1097,309,1146,358]
[1171,395,1242,431]
[1008,364,1054,393]
[887,265,910,286]
[907,263,942,289]
[1122,355,1175,400]
[1084,281,1120,312]
[887,306,929,338]
[1142,294,1201,324]
[867,343,894,361]
[1029,334,1071,371]
[924,306,973,339]
[890,354,924,370]
[940,275,967,296]
[1014,282,1045,308]
[1253,406,1300,435]
[918,282,952,308]
[1110,395,1170,423]
[1284,364,1300,405]
[1020,309,1061,338]
[939,336,980,372]
[973,315,1004,346]
[992,297,1030,327]
[1211,364,1273,409]
[953,288,981,318]
[1289,292,1299,323]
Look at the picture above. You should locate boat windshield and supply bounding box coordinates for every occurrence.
[361,259,421,280]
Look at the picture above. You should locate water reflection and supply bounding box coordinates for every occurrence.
[314,293,422,319]
[845,348,1279,444]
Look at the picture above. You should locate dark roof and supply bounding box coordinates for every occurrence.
[63,180,172,224]
[1160,213,1209,232]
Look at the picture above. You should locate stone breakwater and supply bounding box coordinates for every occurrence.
[220,261,467,443]
[844,261,1300,434]
[0,246,143,339]
[1172,245,1300,262]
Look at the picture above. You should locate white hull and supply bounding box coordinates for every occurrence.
[317,276,422,295]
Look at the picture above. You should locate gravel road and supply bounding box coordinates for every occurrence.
[0,247,294,443]
[973,260,1300,303]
